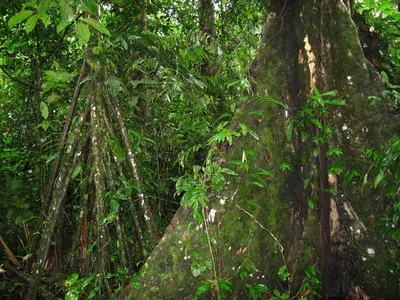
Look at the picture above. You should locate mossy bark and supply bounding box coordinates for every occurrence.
[119,1,399,298]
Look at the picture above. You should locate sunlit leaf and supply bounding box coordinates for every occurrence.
[40,102,49,119]
[8,10,34,28]
[76,21,91,44]
[82,18,110,36]
[25,14,38,33]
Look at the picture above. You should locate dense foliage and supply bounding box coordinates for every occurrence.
[0,0,399,298]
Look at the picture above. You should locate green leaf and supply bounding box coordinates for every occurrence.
[60,0,74,21]
[82,18,110,36]
[220,168,238,176]
[71,164,82,179]
[38,0,52,17]
[374,169,384,188]
[218,280,232,293]
[65,289,79,300]
[248,128,259,141]
[80,274,95,289]
[273,289,281,297]
[131,276,142,290]
[321,90,337,97]
[57,20,72,33]
[280,162,293,172]
[40,101,49,119]
[308,198,315,209]
[80,74,98,85]
[87,284,103,299]
[8,10,34,28]
[326,147,343,157]
[46,93,59,103]
[196,283,212,296]
[25,14,38,33]
[309,117,322,129]
[81,0,99,15]
[256,96,288,109]
[76,21,91,44]
[381,71,389,83]
[324,99,346,106]
[40,14,51,27]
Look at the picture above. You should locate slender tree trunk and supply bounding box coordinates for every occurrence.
[118,1,399,298]
[199,0,216,76]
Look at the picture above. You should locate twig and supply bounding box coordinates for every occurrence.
[0,65,41,91]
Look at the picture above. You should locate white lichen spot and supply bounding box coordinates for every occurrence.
[347,76,352,81]
[342,124,348,131]
[220,198,226,205]
[350,226,354,231]
[178,241,182,244]
[180,247,183,251]
[229,246,232,251]
[362,256,367,261]
[262,275,265,279]
[144,213,150,221]
[208,208,217,223]
[249,273,253,277]
[285,110,288,118]
[356,229,361,234]
[232,267,235,271]
[367,248,375,256]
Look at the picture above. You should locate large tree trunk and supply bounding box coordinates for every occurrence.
[119,1,399,298]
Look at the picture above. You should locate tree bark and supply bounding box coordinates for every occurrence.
[119,0,399,298]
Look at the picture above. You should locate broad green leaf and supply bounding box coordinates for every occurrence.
[308,198,315,209]
[71,164,82,179]
[381,71,389,83]
[374,169,384,188]
[60,0,74,21]
[40,14,51,27]
[40,101,49,119]
[131,276,142,290]
[81,0,99,15]
[196,283,212,296]
[82,18,110,36]
[44,70,72,83]
[25,14,39,33]
[38,0,51,17]
[76,21,91,44]
[46,93,59,103]
[8,10,34,28]
[57,20,71,33]
[309,117,322,129]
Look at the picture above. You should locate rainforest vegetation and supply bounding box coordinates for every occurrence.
[1,0,400,299]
